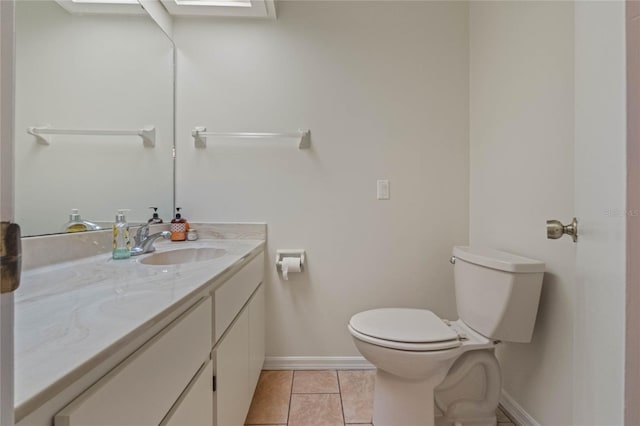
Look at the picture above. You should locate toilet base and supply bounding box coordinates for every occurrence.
[373,369,447,426]
[434,350,501,426]
[434,416,496,426]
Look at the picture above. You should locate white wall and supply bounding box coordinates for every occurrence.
[15,1,174,236]
[469,2,575,424]
[176,1,469,358]
[574,2,626,424]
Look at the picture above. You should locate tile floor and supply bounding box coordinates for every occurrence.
[244,370,516,426]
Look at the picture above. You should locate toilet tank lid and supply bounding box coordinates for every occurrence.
[453,246,545,273]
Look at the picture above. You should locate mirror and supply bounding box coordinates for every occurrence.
[14,0,175,237]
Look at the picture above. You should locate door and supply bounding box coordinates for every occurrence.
[0,0,16,425]
[626,2,640,424]
[574,2,626,424]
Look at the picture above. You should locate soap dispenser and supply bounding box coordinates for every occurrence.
[112,209,131,259]
[170,207,189,241]
[148,207,163,224]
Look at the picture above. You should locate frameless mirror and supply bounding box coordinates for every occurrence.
[14,0,175,236]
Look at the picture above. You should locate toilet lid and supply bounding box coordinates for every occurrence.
[349,308,458,344]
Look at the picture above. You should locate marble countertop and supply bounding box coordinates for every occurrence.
[14,238,265,417]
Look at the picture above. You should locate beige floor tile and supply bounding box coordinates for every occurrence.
[292,370,340,393]
[288,394,344,426]
[338,370,375,424]
[245,370,293,425]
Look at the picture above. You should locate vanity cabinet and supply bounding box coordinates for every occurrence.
[49,251,265,426]
[212,255,265,426]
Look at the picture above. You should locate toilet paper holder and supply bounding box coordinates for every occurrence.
[275,249,306,269]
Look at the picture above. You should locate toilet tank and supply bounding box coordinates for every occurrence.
[452,246,545,343]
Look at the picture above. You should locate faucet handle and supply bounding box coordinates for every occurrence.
[135,223,150,245]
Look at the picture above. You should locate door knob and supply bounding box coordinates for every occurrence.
[546,217,578,242]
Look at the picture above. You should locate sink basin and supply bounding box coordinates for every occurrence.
[139,247,227,266]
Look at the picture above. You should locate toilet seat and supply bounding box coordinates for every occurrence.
[348,308,462,352]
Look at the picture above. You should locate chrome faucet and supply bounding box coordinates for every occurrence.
[130,223,171,256]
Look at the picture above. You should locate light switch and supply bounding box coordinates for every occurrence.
[377,179,390,200]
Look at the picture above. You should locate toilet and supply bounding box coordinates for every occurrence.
[348,246,545,426]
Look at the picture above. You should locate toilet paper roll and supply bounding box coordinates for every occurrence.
[281,257,302,280]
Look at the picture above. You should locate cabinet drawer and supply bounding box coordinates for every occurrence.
[55,297,211,426]
[213,254,264,342]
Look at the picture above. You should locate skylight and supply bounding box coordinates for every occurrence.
[174,0,251,7]
[161,0,276,18]
[71,0,139,4]
[56,0,145,14]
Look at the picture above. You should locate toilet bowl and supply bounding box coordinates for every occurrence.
[348,247,545,426]
[348,311,497,426]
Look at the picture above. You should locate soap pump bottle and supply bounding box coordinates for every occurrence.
[112,209,131,260]
[170,207,189,241]
[61,209,88,233]
[61,209,101,233]
[148,207,163,224]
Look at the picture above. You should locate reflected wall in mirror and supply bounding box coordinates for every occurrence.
[15,0,174,237]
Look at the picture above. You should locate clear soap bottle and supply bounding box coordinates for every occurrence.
[112,209,131,260]
[61,209,88,233]
[61,209,102,233]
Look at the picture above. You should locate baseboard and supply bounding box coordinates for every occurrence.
[264,356,374,370]
[500,389,540,426]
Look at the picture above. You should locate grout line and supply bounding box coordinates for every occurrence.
[286,370,294,425]
[292,392,341,394]
[336,370,347,425]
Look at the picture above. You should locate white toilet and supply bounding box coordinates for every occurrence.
[348,246,545,426]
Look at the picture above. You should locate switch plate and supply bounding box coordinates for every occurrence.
[377,179,390,200]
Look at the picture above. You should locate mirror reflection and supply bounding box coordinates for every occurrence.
[15,0,174,237]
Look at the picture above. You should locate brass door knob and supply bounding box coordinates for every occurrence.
[546,217,578,242]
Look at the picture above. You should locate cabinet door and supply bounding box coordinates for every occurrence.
[163,360,213,426]
[248,284,265,393]
[215,309,250,426]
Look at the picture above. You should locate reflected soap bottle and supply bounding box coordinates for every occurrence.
[112,209,131,260]
[61,209,101,233]
[148,207,163,224]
